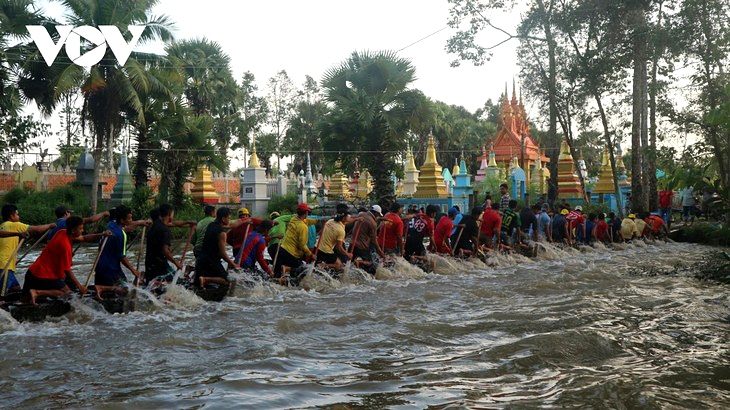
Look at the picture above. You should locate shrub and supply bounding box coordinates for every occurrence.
[267,192,299,215]
[7,186,90,226]
[128,185,156,220]
[674,222,730,247]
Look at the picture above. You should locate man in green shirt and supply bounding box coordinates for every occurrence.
[192,205,216,258]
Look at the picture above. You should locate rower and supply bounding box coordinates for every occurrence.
[194,207,238,288]
[378,203,405,257]
[479,202,502,251]
[94,205,147,297]
[227,208,263,259]
[452,207,481,257]
[352,205,385,274]
[404,204,438,268]
[144,204,196,285]
[23,216,110,304]
[434,207,457,255]
[192,205,216,259]
[315,211,353,272]
[0,204,56,297]
[620,213,639,242]
[237,220,274,278]
[552,208,570,245]
[275,203,315,279]
[46,204,109,242]
[500,200,521,247]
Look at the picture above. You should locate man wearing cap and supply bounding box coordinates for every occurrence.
[226,207,264,260]
[434,207,457,255]
[194,207,238,289]
[276,203,316,278]
[566,205,586,243]
[352,205,385,273]
[620,213,640,241]
[47,205,109,242]
[551,208,570,244]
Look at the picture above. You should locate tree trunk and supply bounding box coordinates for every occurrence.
[90,133,104,214]
[134,128,149,188]
[594,94,624,217]
[630,2,648,215]
[648,11,660,213]
[538,0,560,207]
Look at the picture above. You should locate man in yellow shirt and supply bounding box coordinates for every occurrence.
[276,203,317,278]
[315,210,362,271]
[620,214,639,241]
[0,204,56,297]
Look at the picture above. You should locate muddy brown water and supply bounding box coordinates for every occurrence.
[1,241,729,408]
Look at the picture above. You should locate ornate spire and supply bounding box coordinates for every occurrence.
[413,133,448,198]
[511,77,518,106]
[249,140,261,168]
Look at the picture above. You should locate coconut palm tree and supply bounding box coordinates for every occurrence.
[321,50,424,203]
[47,0,174,212]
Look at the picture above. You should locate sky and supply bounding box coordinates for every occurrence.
[28,0,525,168]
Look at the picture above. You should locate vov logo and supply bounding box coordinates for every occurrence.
[26,25,146,67]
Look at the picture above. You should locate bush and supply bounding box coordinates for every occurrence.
[128,185,156,221]
[3,187,28,204]
[7,186,91,226]
[268,192,299,215]
[675,222,730,247]
[582,202,612,217]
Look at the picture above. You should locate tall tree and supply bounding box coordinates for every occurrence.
[39,0,174,212]
[266,70,297,173]
[321,50,422,204]
[284,76,329,176]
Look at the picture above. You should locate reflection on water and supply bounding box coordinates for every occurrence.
[2,241,730,408]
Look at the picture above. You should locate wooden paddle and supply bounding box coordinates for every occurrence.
[453,225,465,256]
[0,238,25,297]
[348,222,362,262]
[83,236,109,289]
[233,223,251,266]
[136,225,146,274]
[17,229,50,264]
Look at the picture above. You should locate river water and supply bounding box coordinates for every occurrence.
[1,241,729,409]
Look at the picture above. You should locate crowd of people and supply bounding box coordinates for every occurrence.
[0,184,675,304]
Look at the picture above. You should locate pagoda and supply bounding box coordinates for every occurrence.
[413,134,448,198]
[477,80,548,180]
[486,150,501,179]
[453,159,473,201]
[110,148,134,205]
[556,136,583,201]
[402,150,419,196]
[328,160,351,200]
[593,148,615,195]
[240,143,269,216]
[475,146,488,182]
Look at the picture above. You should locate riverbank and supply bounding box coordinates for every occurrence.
[670,221,730,247]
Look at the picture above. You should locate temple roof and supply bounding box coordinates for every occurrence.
[479,80,547,164]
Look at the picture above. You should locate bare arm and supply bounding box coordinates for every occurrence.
[29,223,55,234]
[82,211,110,224]
[163,244,182,270]
[218,232,237,268]
[66,269,86,295]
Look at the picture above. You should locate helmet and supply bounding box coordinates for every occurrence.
[238,207,250,216]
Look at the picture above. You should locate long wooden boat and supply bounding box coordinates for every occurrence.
[1,292,71,322]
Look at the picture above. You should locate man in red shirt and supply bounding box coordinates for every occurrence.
[227,207,264,259]
[378,203,405,256]
[479,202,502,250]
[645,213,668,240]
[434,207,457,255]
[22,216,109,304]
[594,212,610,243]
[659,188,674,228]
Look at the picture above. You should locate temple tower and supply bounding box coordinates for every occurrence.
[110,148,135,205]
[240,143,269,216]
[328,160,351,200]
[557,136,583,200]
[402,150,420,196]
[413,134,448,198]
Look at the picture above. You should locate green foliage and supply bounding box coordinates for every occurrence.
[4,186,90,226]
[582,202,612,217]
[128,186,156,221]
[3,187,27,205]
[267,192,299,215]
[675,223,730,247]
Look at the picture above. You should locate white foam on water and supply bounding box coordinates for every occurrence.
[375,257,429,280]
[158,283,205,310]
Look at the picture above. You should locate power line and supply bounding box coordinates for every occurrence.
[397,26,450,53]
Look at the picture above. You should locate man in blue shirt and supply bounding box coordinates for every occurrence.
[537,204,552,242]
[95,205,147,296]
[47,205,109,241]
